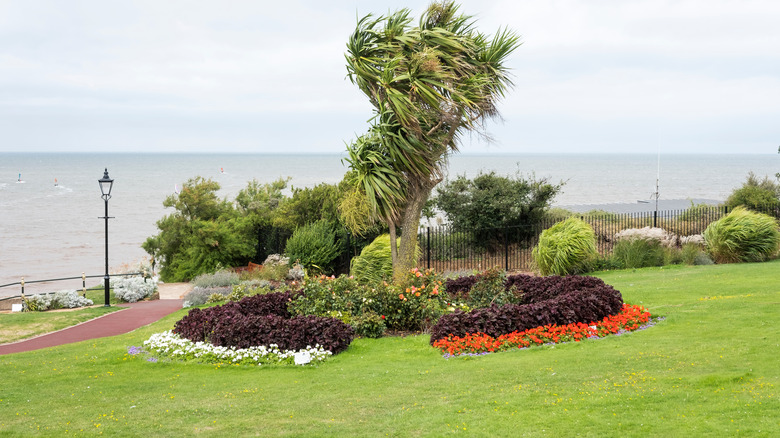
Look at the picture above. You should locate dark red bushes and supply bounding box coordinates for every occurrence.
[173,291,354,354]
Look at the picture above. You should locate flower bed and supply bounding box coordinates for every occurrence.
[430,276,623,344]
[137,331,332,366]
[173,291,354,354]
[432,303,654,356]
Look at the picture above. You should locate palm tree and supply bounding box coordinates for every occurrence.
[345,1,520,282]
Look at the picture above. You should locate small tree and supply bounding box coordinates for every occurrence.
[143,177,255,282]
[726,172,780,213]
[434,171,562,247]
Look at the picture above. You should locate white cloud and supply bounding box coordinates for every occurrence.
[0,0,778,153]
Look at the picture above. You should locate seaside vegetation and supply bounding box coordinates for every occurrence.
[143,176,386,282]
[726,172,780,212]
[2,261,779,436]
[344,1,521,282]
[432,171,563,248]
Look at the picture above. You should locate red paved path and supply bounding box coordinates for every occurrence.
[0,299,183,355]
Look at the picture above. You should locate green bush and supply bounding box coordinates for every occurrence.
[726,173,780,212]
[532,218,598,275]
[352,312,387,338]
[350,234,395,284]
[434,171,563,248]
[284,220,340,275]
[611,238,665,269]
[466,268,520,309]
[703,207,780,263]
[290,269,447,332]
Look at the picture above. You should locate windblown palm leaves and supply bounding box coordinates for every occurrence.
[344,1,520,280]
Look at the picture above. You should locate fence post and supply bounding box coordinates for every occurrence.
[653,210,658,228]
[82,272,86,297]
[21,277,25,298]
[426,227,431,270]
[504,226,509,272]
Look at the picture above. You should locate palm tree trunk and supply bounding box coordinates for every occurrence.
[393,177,436,283]
[387,216,398,268]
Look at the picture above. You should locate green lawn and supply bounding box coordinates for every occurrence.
[1,261,778,437]
[0,306,120,344]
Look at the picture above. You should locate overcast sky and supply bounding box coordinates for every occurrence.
[1,0,778,154]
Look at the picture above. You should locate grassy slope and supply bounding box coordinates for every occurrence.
[1,261,778,437]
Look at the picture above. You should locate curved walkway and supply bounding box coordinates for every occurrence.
[0,283,191,355]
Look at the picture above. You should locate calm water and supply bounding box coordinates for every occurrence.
[1,152,777,296]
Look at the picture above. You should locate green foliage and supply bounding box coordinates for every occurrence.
[351,312,387,338]
[345,2,521,282]
[434,171,563,247]
[205,293,227,304]
[466,268,520,309]
[532,218,598,275]
[284,220,340,275]
[350,234,395,284]
[192,270,240,289]
[611,238,666,269]
[273,182,343,232]
[142,177,256,282]
[703,206,780,263]
[290,268,446,332]
[726,172,780,212]
[680,242,712,265]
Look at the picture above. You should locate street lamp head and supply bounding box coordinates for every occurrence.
[98,168,114,201]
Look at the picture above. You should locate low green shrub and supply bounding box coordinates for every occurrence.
[532,218,598,275]
[284,220,340,275]
[192,270,240,289]
[466,268,520,309]
[290,268,447,332]
[703,207,780,263]
[611,238,665,269]
[351,312,387,338]
[182,286,231,308]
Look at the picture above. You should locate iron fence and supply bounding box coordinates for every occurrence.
[417,205,780,273]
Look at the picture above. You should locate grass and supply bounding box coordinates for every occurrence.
[0,307,120,344]
[1,261,779,436]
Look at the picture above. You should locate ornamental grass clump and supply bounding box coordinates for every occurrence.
[532,218,598,275]
[350,234,395,284]
[703,206,780,263]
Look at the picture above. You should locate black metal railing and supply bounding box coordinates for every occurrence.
[417,205,780,273]
[0,272,147,300]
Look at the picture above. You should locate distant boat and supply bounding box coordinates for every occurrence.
[174,184,180,194]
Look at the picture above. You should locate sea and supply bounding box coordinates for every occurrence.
[1,152,778,297]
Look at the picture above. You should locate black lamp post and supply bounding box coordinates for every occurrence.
[98,168,114,307]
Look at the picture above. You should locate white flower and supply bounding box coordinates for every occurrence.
[294,351,312,365]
